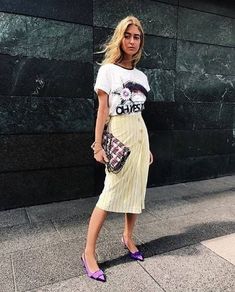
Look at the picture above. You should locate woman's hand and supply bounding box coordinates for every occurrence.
[94,148,109,164]
[92,89,109,164]
[149,151,154,165]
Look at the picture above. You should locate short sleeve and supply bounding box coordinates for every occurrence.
[94,65,111,95]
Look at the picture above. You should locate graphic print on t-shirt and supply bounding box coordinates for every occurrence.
[112,81,148,115]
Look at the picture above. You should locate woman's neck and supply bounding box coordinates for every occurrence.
[116,59,133,69]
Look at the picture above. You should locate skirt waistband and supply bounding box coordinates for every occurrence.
[109,112,142,121]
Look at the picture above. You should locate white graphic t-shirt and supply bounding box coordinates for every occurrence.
[94,64,150,116]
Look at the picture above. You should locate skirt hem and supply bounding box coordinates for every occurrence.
[96,204,144,214]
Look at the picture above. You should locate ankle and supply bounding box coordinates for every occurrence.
[123,233,133,242]
[84,249,96,257]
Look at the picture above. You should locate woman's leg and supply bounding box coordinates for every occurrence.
[84,206,108,272]
[123,213,139,252]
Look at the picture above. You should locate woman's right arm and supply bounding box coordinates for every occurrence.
[92,89,109,163]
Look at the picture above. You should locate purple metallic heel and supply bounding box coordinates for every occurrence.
[81,253,106,282]
[121,236,144,261]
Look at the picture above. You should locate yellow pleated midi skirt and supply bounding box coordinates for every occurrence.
[96,112,150,214]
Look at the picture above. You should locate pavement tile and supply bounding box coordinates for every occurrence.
[131,221,179,256]
[183,189,235,207]
[211,176,235,187]
[12,238,85,292]
[133,206,235,255]
[163,206,235,236]
[103,210,159,232]
[146,183,199,200]
[140,244,235,292]
[0,221,62,255]
[26,197,97,223]
[146,188,235,220]
[26,262,164,292]
[96,237,132,265]
[228,205,235,217]
[0,208,29,228]
[0,174,234,292]
[146,176,234,202]
[202,233,235,265]
[164,204,235,226]
[95,227,148,264]
[145,197,205,219]
[0,255,15,292]
[25,276,88,292]
[182,177,235,195]
[52,214,111,243]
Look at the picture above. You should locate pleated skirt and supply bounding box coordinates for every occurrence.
[96,112,150,214]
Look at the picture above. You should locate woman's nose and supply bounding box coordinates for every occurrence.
[129,37,134,44]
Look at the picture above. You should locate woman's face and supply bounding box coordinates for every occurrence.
[121,24,141,58]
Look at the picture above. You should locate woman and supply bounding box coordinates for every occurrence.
[81,15,153,282]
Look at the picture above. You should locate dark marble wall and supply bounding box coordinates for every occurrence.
[94,0,235,189]
[0,1,94,210]
[0,0,234,210]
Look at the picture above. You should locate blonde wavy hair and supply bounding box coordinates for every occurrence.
[100,16,144,67]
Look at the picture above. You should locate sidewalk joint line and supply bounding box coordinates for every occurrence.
[51,219,66,242]
[138,261,167,292]
[25,208,32,225]
[10,254,18,292]
[200,242,235,267]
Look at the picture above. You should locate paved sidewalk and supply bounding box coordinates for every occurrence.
[0,175,235,292]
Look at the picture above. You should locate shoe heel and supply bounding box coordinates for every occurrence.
[121,238,144,261]
[121,236,128,249]
[81,253,106,282]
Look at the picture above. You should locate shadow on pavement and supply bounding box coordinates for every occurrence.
[101,220,235,269]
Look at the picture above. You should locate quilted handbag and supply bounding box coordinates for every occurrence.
[102,130,131,174]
